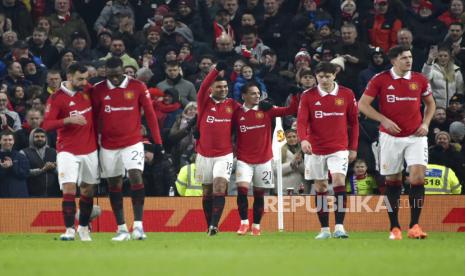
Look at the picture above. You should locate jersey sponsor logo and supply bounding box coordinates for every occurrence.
[315,101,321,106]
[124,91,134,100]
[386,95,417,103]
[69,101,75,106]
[314,111,344,118]
[69,106,92,116]
[387,85,395,90]
[104,105,135,113]
[104,95,111,100]
[239,124,266,132]
[255,111,264,119]
[206,115,231,123]
[409,82,418,91]
[335,98,344,106]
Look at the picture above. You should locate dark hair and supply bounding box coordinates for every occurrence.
[299,69,313,79]
[314,62,337,74]
[200,55,216,63]
[163,12,176,21]
[241,26,257,36]
[105,57,123,69]
[214,76,228,83]
[164,60,180,68]
[67,62,88,75]
[33,27,47,34]
[0,130,14,139]
[450,21,464,30]
[387,45,411,60]
[240,81,260,94]
[33,128,47,135]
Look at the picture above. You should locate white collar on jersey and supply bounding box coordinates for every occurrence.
[209,95,227,103]
[390,68,412,80]
[60,81,77,97]
[317,82,339,97]
[242,104,259,112]
[106,75,129,90]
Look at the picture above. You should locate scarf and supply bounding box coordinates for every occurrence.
[213,21,235,43]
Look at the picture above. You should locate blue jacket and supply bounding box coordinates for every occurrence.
[0,150,30,197]
[233,76,267,102]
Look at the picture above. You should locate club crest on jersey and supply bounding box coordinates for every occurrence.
[335,98,344,106]
[225,106,233,114]
[256,111,264,119]
[124,91,134,100]
[409,82,418,91]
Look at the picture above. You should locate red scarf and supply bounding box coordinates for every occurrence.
[153,101,181,128]
[213,21,235,43]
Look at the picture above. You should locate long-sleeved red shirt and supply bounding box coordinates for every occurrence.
[43,82,97,155]
[91,77,162,149]
[196,69,240,157]
[234,95,299,164]
[297,84,359,155]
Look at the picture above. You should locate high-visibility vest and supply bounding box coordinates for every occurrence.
[424,164,462,194]
[176,164,203,196]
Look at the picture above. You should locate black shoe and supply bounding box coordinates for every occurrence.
[208,226,218,236]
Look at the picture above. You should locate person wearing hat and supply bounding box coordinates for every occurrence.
[404,0,447,49]
[358,47,389,98]
[91,30,113,59]
[69,31,95,63]
[0,39,45,78]
[427,107,450,145]
[134,25,163,66]
[234,26,270,66]
[446,93,465,124]
[335,0,361,30]
[365,0,403,52]
[48,0,91,47]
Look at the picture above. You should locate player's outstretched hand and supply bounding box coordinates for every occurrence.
[414,123,429,137]
[153,144,165,159]
[215,61,228,72]
[380,117,401,135]
[301,140,312,154]
[64,115,87,126]
[258,98,274,111]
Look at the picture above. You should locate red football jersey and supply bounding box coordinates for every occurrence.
[297,84,359,155]
[91,77,162,149]
[196,68,240,157]
[363,69,432,137]
[42,83,97,155]
[234,95,299,164]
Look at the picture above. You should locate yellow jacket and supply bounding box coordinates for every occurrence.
[424,164,462,194]
[176,164,202,196]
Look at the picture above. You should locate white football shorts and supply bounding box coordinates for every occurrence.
[100,142,144,178]
[195,153,233,184]
[304,150,349,180]
[57,150,99,188]
[235,160,274,188]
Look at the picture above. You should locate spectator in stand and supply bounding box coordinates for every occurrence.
[9,85,27,121]
[0,88,21,131]
[14,108,45,150]
[68,31,95,63]
[214,33,242,66]
[259,48,289,106]
[91,30,112,59]
[176,0,203,41]
[234,26,270,67]
[168,101,197,171]
[43,70,61,103]
[48,0,90,47]
[0,130,29,197]
[113,14,138,56]
[447,93,465,124]
[53,48,75,76]
[235,9,257,43]
[20,58,46,87]
[2,60,31,95]
[27,27,59,69]
[156,61,197,107]
[428,107,451,145]
[232,64,267,101]
[37,16,65,52]
[334,0,361,31]
[133,25,164,67]
[364,0,403,52]
[438,0,464,27]
[20,128,59,197]
[100,38,139,71]
[188,55,215,90]
[358,47,390,99]
[0,0,33,39]
[0,12,12,37]
[153,87,183,135]
[429,130,465,184]
[0,30,17,56]
[422,46,464,109]
[281,129,305,194]
[346,159,379,195]
[198,0,236,46]
[405,0,447,50]
[142,141,177,196]
[94,0,135,34]
[159,13,178,48]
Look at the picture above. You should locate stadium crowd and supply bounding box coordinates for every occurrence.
[0,0,464,198]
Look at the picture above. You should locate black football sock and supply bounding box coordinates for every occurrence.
[78,195,93,227]
[237,186,249,221]
[109,185,125,225]
[409,185,425,228]
[315,192,329,228]
[131,183,145,221]
[62,193,76,228]
[202,194,213,226]
[333,186,347,225]
[210,193,226,228]
[253,189,265,225]
[385,180,402,230]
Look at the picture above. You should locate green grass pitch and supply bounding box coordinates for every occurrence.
[1,232,465,276]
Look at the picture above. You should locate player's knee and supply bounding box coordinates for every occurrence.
[128,169,143,184]
[107,176,123,187]
[314,180,328,193]
[409,176,425,186]
[62,183,77,195]
[80,183,94,197]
